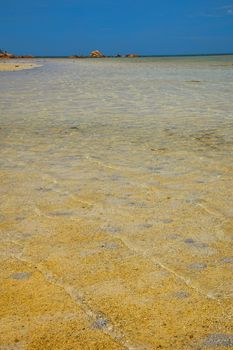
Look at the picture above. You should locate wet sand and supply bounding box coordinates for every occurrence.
[0,57,233,349]
[0,61,41,71]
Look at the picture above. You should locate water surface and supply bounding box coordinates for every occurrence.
[0,56,233,349]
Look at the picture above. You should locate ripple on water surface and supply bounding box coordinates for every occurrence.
[0,56,233,349]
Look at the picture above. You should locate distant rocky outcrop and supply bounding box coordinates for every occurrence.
[18,55,34,58]
[0,50,34,59]
[90,50,104,58]
[125,54,140,58]
[0,50,15,59]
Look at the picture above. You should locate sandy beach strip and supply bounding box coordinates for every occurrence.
[0,61,41,71]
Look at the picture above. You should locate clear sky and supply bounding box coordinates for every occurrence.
[0,0,233,56]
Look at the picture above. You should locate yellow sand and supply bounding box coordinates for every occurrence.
[0,62,41,71]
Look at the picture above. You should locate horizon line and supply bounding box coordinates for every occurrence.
[22,52,233,58]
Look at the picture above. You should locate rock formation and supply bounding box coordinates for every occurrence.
[125,54,139,58]
[0,50,34,59]
[18,55,34,58]
[90,50,104,58]
[0,50,15,59]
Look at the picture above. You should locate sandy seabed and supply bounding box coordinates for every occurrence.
[0,57,233,349]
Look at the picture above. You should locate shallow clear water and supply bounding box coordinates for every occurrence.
[0,56,233,349]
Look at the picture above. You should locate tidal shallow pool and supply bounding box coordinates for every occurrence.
[0,56,233,349]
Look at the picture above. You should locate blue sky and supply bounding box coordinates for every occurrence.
[0,0,233,55]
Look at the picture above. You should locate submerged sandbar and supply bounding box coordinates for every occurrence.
[0,62,41,71]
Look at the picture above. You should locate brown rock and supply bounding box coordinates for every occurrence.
[19,55,34,58]
[0,50,34,59]
[0,50,15,59]
[90,50,104,58]
[125,54,140,58]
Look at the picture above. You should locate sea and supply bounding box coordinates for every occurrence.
[0,54,233,348]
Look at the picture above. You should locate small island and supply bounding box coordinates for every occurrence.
[0,49,15,58]
[1,48,140,59]
[0,49,34,59]
[69,50,140,58]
